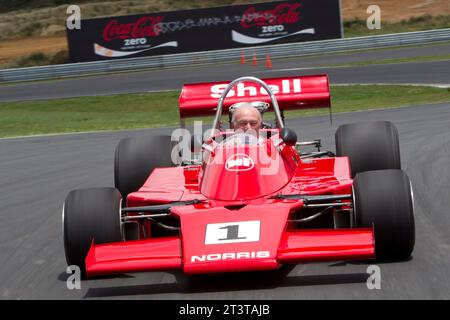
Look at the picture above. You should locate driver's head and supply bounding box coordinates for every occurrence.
[231,105,262,132]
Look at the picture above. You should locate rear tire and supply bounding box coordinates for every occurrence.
[353,169,415,261]
[63,187,123,276]
[114,135,176,200]
[335,121,401,177]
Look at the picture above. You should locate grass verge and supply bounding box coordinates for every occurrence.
[0,85,449,138]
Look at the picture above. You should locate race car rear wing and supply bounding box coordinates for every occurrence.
[179,74,331,120]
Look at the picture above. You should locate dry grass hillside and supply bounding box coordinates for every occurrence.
[343,0,449,22]
[0,0,449,67]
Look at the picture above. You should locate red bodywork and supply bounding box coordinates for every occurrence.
[85,75,375,277]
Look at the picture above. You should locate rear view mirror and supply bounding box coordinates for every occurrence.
[281,128,297,146]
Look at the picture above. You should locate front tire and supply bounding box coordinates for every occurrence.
[353,169,415,261]
[63,187,123,275]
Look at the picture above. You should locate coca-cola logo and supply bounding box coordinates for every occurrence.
[103,16,164,41]
[240,3,301,28]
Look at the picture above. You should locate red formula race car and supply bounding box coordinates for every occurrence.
[63,75,415,278]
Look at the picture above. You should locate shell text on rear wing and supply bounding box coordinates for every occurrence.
[179,74,331,119]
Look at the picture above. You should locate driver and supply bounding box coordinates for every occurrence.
[230,102,264,133]
[232,105,262,132]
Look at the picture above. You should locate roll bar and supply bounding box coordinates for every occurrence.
[210,76,285,138]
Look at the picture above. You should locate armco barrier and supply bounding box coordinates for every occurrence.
[1,28,449,83]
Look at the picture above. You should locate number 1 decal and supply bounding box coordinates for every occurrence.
[218,225,247,241]
[205,221,260,245]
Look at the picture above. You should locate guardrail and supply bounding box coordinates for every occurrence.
[1,28,449,83]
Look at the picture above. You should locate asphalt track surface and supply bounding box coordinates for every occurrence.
[1,102,450,300]
[0,42,449,102]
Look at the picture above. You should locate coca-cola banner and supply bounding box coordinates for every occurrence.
[66,0,342,62]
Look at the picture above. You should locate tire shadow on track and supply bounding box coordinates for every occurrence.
[80,264,370,299]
